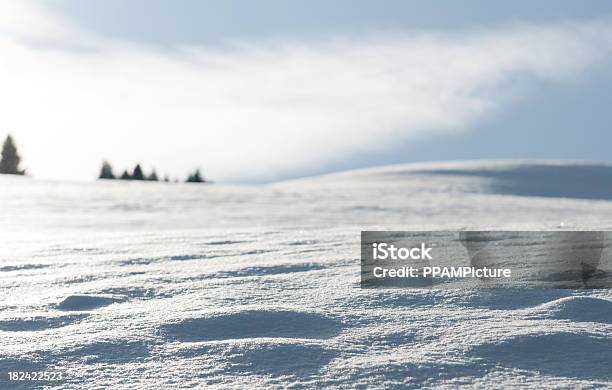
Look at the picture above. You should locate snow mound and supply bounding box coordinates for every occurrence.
[527,296,612,323]
[472,332,612,381]
[66,340,151,364]
[57,295,124,311]
[160,310,342,342]
[0,314,88,331]
[203,341,337,376]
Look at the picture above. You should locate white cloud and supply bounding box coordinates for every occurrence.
[0,1,611,181]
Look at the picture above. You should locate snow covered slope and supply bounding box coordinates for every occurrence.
[0,160,611,388]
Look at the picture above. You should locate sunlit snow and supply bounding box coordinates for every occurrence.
[1,160,611,388]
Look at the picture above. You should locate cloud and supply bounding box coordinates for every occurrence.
[0,1,611,181]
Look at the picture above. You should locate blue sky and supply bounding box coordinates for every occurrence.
[3,1,612,181]
[49,1,612,44]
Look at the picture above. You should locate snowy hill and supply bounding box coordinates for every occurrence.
[0,160,611,388]
[281,159,612,200]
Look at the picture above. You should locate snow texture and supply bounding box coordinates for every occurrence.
[0,160,611,389]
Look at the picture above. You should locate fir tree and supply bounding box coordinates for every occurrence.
[147,169,159,181]
[98,160,115,179]
[0,135,25,175]
[132,164,145,180]
[186,169,205,183]
[120,170,131,180]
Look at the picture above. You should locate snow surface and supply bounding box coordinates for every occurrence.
[0,160,611,389]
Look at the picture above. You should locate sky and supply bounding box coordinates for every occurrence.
[1,1,612,182]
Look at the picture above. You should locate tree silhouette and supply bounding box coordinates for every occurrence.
[0,135,25,175]
[186,169,205,183]
[147,169,159,181]
[132,164,145,180]
[120,170,131,180]
[98,160,115,179]
[93,159,211,184]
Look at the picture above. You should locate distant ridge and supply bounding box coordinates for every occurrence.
[276,160,612,201]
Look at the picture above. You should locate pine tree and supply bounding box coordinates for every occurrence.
[132,164,145,180]
[186,169,205,183]
[147,169,159,181]
[120,170,131,180]
[98,160,115,179]
[0,135,25,175]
